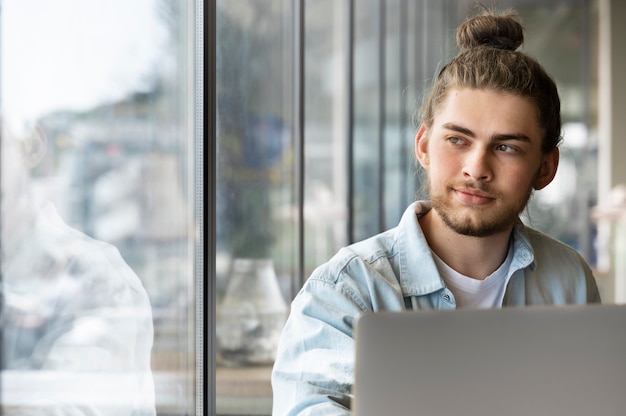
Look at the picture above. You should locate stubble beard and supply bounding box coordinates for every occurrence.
[427,179,534,238]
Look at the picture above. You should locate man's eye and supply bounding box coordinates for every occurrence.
[448,136,464,145]
[496,144,517,153]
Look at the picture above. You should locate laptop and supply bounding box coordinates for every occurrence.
[353,304,626,416]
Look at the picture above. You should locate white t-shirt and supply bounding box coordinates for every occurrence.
[432,243,514,309]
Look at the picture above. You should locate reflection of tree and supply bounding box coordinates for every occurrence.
[216,2,292,259]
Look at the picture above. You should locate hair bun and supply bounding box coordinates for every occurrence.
[456,10,524,52]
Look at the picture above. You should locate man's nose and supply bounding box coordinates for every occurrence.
[462,148,494,181]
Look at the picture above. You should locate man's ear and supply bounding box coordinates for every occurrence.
[415,124,430,169]
[534,148,559,190]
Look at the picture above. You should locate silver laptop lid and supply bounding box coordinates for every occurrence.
[353,305,626,416]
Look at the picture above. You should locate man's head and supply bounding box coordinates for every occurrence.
[415,8,560,238]
[419,8,562,154]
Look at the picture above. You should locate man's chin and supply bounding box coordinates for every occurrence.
[436,206,515,238]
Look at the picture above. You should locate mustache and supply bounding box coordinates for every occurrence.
[450,181,492,190]
[448,181,499,198]
[424,178,504,200]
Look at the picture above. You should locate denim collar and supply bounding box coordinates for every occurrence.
[397,201,536,297]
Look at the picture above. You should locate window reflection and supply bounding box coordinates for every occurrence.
[1,1,198,415]
[1,123,156,414]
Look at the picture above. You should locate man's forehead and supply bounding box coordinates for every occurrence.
[433,88,543,141]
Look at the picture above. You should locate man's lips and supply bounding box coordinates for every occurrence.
[453,187,496,205]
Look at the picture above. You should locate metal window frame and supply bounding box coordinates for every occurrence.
[203,0,214,415]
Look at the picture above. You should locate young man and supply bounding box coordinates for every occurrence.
[272,8,600,415]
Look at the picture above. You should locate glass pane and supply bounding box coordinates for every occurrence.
[353,0,383,241]
[216,0,295,414]
[383,0,412,230]
[304,0,349,269]
[0,1,199,415]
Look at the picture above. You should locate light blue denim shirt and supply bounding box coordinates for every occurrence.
[271,201,600,415]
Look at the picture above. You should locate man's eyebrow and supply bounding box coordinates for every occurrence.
[441,122,531,142]
[442,122,474,137]
[494,133,531,142]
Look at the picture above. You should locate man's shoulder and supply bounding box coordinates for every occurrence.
[518,223,589,271]
[514,222,599,303]
[522,224,580,254]
[309,227,400,284]
[349,227,399,260]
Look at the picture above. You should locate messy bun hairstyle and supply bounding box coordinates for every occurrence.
[419,8,562,153]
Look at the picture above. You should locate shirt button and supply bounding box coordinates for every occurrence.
[442,294,451,301]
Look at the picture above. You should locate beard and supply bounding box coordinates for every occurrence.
[427,179,534,238]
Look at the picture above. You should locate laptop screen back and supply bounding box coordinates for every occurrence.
[353,305,626,416]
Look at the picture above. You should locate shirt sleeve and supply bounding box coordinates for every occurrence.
[271,268,366,416]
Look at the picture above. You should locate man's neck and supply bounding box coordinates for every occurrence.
[418,209,513,280]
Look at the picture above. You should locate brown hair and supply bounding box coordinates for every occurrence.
[418,8,562,153]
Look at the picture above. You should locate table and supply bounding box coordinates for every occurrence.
[216,365,273,415]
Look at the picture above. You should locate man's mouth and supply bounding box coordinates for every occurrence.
[453,186,496,205]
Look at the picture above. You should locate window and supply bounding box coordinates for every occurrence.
[215,0,596,414]
[1,1,202,414]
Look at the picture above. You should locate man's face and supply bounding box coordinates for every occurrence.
[415,88,559,237]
